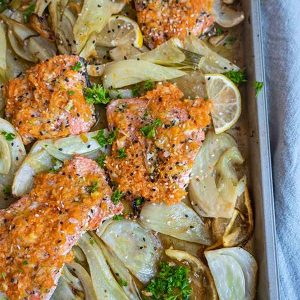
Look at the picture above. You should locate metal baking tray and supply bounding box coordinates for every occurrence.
[242,0,279,299]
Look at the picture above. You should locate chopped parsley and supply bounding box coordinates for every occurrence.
[118,278,128,287]
[135,197,144,207]
[224,70,247,85]
[111,189,123,204]
[117,147,127,159]
[22,260,28,266]
[1,131,15,141]
[144,80,155,91]
[1,272,6,280]
[132,80,155,97]
[2,186,11,196]
[255,81,264,96]
[113,215,124,221]
[71,61,82,71]
[23,3,35,23]
[84,84,111,105]
[86,181,99,193]
[67,90,75,96]
[89,238,95,245]
[144,262,192,300]
[96,153,107,168]
[215,27,223,35]
[93,129,117,147]
[140,119,162,138]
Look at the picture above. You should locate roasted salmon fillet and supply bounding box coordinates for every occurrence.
[0,156,123,299]
[106,83,211,204]
[135,0,215,48]
[3,55,95,145]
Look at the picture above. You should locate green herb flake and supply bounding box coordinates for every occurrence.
[255,81,264,96]
[93,129,117,147]
[132,85,140,97]
[118,278,128,287]
[1,272,6,280]
[22,260,28,266]
[215,27,223,35]
[67,90,75,96]
[113,215,124,221]
[135,197,144,207]
[71,61,82,72]
[224,70,247,85]
[111,189,123,204]
[2,131,15,141]
[23,3,35,23]
[117,147,127,159]
[89,238,95,245]
[140,119,162,139]
[86,181,99,194]
[144,262,192,300]
[96,153,107,168]
[2,186,11,196]
[144,80,155,91]
[84,84,111,105]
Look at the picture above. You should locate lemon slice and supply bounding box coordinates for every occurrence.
[97,15,143,48]
[205,74,241,134]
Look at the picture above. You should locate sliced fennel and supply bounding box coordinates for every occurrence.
[12,140,53,197]
[165,249,218,300]
[51,276,79,300]
[135,38,185,65]
[213,0,245,28]
[73,0,125,53]
[183,35,239,73]
[0,22,7,82]
[95,236,141,300]
[12,130,109,197]
[78,233,129,300]
[189,131,244,218]
[140,202,212,245]
[102,59,186,88]
[0,135,11,174]
[100,220,162,284]
[205,247,257,300]
[0,118,26,208]
[66,262,97,300]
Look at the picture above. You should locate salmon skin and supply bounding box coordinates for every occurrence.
[135,0,215,48]
[3,55,95,145]
[106,83,211,204]
[0,156,123,299]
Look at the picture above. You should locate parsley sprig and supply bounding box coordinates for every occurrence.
[255,81,264,96]
[132,80,155,97]
[23,3,35,23]
[84,84,111,105]
[111,189,123,204]
[144,262,192,300]
[71,61,82,71]
[96,153,107,168]
[1,131,15,141]
[93,129,117,147]
[140,119,162,138]
[224,70,247,85]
